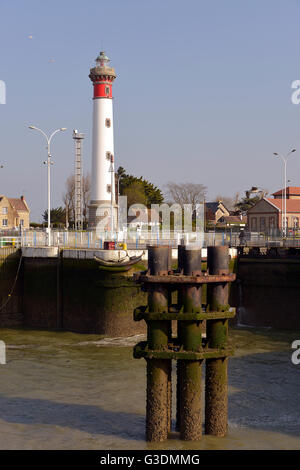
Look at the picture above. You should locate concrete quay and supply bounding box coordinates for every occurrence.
[21,246,238,259]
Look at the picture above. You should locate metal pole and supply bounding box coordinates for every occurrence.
[110,155,114,236]
[47,143,51,246]
[273,149,296,237]
[281,183,283,237]
[111,171,114,236]
[284,159,287,237]
[29,126,66,246]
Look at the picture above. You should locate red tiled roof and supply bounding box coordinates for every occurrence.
[272,186,300,196]
[267,198,300,212]
[8,198,28,212]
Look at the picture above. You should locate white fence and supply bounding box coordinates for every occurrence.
[1,229,300,250]
[10,229,300,249]
[20,230,203,249]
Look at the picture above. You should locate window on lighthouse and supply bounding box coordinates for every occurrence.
[105,86,110,96]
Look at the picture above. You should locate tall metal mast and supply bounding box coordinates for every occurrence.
[73,129,84,230]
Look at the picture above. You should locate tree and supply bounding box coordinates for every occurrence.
[62,174,75,225]
[165,182,207,210]
[62,173,91,227]
[235,188,268,213]
[117,167,163,206]
[123,181,148,207]
[235,195,261,213]
[43,207,66,227]
[82,173,91,225]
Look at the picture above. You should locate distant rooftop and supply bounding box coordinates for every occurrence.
[272,186,300,196]
[8,197,29,212]
[267,198,300,212]
[205,201,229,212]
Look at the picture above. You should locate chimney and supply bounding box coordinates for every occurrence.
[21,195,24,201]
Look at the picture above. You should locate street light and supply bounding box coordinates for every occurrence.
[273,149,296,237]
[29,126,67,245]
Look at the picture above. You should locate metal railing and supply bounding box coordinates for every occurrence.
[0,236,21,248]
[15,229,300,250]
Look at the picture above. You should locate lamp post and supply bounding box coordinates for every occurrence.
[273,149,296,237]
[29,126,67,246]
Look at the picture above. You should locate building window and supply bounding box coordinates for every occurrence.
[2,207,7,215]
[2,219,8,226]
[20,219,24,226]
[260,217,265,231]
[105,118,111,128]
[293,217,299,228]
[251,217,257,230]
[269,217,275,228]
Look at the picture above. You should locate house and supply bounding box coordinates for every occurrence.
[0,195,30,230]
[205,201,230,225]
[247,192,300,232]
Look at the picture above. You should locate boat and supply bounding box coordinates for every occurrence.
[94,251,145,272]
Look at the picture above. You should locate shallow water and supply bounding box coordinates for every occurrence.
[0,327,299,450]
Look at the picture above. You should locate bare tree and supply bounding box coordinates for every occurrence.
[82,173,91,225]
[62,173,91,227]
[62,174,75,227]
[165,182,207,209]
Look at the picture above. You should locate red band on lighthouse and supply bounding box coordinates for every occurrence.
[93,82,112,99]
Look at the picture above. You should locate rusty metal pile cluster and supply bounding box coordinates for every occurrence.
[133,245,236,442]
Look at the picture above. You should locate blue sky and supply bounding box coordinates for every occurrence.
[1,0,300,221]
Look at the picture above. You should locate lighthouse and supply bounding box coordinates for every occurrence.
[88,51,117,229]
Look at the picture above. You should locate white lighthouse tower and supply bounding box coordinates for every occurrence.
[88,51,117,229]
